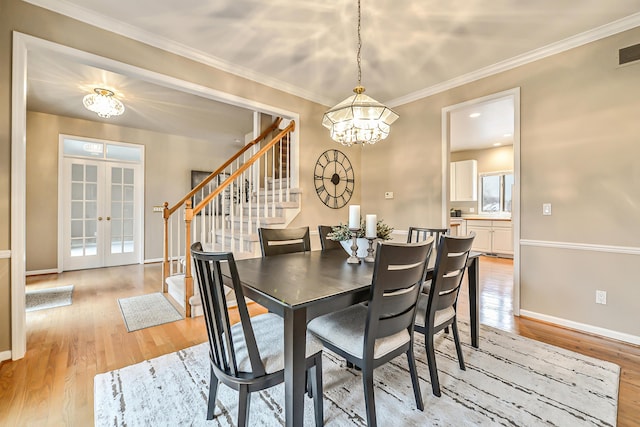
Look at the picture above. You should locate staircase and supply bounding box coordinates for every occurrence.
[162,118,299,317]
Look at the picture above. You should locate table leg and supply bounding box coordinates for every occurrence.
[283,307,307,427]
[468,256,480,348]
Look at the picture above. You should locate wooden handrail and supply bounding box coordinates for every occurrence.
[191,120,295,215]
[164,117,283,217]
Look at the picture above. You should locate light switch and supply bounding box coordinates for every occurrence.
[385,192,394,199]
[542,203,552,216]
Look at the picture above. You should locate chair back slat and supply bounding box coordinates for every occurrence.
[364,238,434,351]
[259,227,311,257]
[318,225,342,251]
[425,234,475,327]
[191,242,267,379]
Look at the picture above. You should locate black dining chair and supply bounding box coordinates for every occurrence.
[407,226,449,248]
[258,226,311,257]
[318,225,342,251]
[307,238,434,427]
[191,242,324,426]
[414,233,475,397]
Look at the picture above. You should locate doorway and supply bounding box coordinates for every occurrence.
[441,88,521,315]
[59,137,144,271]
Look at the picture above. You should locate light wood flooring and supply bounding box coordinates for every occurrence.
[1,257,638,426]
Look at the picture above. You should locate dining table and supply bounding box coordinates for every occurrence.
[232,248,481,427]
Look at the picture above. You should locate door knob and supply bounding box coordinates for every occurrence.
[98,216,103,221]
[106,216,111,221]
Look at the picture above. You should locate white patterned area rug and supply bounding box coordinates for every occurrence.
[26,285,74,312]
[118,293,183,332]
[94,323,619,426]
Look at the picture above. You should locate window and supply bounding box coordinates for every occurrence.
[480,172,513,213]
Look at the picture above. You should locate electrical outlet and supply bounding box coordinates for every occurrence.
[595,290,607,305]
[384,192,394,199]
[469,207,475,213]
[153,206,164,213]
[543,203,552,215]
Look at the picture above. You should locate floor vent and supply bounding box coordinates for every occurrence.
[619,43,640,65]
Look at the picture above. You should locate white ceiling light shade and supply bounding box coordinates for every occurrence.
[82,88,125,118]
[322,0,398,146]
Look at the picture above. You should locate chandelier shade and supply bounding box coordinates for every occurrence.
[83,88,125,118]
[322,0,398,146]
[322,87,399,146]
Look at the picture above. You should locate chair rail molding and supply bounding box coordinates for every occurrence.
[0,250,10,259]
[520,239,640,255]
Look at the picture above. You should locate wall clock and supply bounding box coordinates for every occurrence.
[314,149,354,209]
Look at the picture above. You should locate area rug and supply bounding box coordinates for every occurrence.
[118,293,183,332]
[26,285,74,312]
[94,323,619,426]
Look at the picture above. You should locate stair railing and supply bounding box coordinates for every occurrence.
[162,118,295,316]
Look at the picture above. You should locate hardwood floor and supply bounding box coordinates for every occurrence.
[1,257,638,426]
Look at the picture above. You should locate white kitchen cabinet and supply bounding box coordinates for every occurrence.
[466,219,513,256]
[450,160,477,202]
[449,218,466,237]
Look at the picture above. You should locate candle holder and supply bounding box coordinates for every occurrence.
[347,228,361,264]
[364,238,376,263]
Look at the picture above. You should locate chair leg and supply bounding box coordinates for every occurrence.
[406,348,424,411]
[451,320,466,370]
[207,368,219,420]
[425,333,441,397]
[311,354,324,427]
[237,385,251,427]
[362,368,377,427]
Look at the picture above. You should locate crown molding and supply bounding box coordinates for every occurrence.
[23,0,334,107]
[386,12,640,108]
[24,1,640,108]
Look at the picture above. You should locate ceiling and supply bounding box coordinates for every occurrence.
[24,0,640,148]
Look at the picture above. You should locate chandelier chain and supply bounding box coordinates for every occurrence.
[357,0,362,87]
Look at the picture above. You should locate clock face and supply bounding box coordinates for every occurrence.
[314,149,355,209]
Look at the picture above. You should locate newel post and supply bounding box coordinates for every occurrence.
[162,201,170,293]
[184,200,193,318]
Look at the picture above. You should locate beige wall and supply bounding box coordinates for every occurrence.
[451,145,514,214]
[362,26,640,337]
[26,111,246,271]
[0,0,357,354]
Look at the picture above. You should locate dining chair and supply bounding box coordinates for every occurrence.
[406,226,449,247]
[413,233,475,397]
[307,238,434,427]
[258,226,311,257]
[191,242,324,426]
[318,225,342,251]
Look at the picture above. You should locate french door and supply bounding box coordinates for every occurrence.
[61,157,142,270]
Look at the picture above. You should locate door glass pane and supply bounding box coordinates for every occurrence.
[64,139,104,158]
[71,164,84,181]
[86,164,98,183]
[107,144,142,162]
[123,202,134,218]
[123,219,133,235]
[86,183,98,201]
[111,219,122,237]
[111,167,122,184]
[85,238,97,256]
[123,168,134,185]
[85,220,97,238]
[71,183,83,200]
[85,201,97,219]
[111,202,122,219]
[71,201,83,219]
[70,239,83,257]
[481,175,500,212]
[124,185,134,202]
[123,236,134,253]
[71,220,83,238]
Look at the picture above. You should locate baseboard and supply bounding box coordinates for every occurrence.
[25,268,58,276]
[519,310,640,346]
[0,350,12,362]
[144,258,163,264]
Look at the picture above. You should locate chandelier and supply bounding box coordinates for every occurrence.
[83,88,125,118]
[322,0,398,146]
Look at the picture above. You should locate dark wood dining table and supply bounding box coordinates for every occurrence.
[232,248,481,427]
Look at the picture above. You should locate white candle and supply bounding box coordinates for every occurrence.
[348,205,360,229]
[366,214,377,238]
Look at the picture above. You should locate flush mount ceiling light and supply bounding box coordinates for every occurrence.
[82,88,125,118]
[322,0,398,146]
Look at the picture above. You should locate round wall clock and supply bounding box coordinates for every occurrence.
[314,149,355,209]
